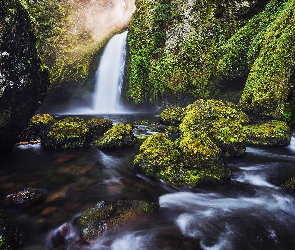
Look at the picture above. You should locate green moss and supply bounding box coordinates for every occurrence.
[94,123,136,149]
[87,117,113,135]
[180,99,248,156]
[239,0,295,120]
[243,120,291,145]
[159,106,185,126]
[134,131,231,186]
[42,117,90,149]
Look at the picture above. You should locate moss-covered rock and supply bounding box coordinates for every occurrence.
[134,132,231,186]
[87,117,113,135]
[180,99,248,156]
[0,0,49,154]
[243,120,291,145]
[94,123,136,149]
[79,200,159,242]
[282,177,295,192]
[20,114,56,141]
[134,133,183,184]
[42,117,91,149]
[0,209,20,250]
[159,106,185,126]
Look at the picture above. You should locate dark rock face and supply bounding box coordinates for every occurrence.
[0,209,20,249]
[0,0,49,154]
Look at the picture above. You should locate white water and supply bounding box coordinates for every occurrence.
[63,31,128,115]
[92,31,128,114]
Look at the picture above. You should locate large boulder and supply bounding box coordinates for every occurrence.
[180,99,248,157]
[42,117,91,150]
[0,0,49,154]
[134,132,231,187]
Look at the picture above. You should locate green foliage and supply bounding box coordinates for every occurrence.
[94,123,136,149]
[239,0,295,119]
[243,120,291,146]
[159,106,185,126]
[42,117,91,149]
[87,117,113,135]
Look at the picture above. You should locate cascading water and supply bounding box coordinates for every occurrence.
[92,31,128,114]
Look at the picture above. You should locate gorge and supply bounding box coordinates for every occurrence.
[0,0,295,249]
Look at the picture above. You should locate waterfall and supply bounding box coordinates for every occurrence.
[92,31,128,114]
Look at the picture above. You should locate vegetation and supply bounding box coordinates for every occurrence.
[94,123,137,149]
[126,0,294,122]
[87,117,113,135]
[159,107,185,126]
[180,99,248,156]
[42,117,91,149]
[243,121,291,145]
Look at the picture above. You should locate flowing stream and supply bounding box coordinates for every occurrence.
[0,115,295,249]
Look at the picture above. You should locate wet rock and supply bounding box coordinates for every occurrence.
[42,206,58,216]
[79,200,159,242]
[5,188,46,207]
[0,209,20,249]
[0,0,49,154]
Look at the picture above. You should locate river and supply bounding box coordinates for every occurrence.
[0,114,295,250]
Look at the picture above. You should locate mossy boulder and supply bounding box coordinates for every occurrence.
[283,177,295,192]
[159,107,185,126]
[87,117,113,135]
[79,200,159,242]
[134,133,231,186]
[20,114,56,141]
[0,209,20,250]
[0,0,49,154]
[244,120,291,145]
[94,123,136,149]
[134,133,184,184]
[42,117,91,149]
[180,99,248,156]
